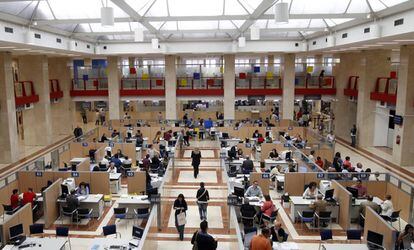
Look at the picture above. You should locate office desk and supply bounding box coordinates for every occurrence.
[221,138,242,147]
[117,195,151,218]
[229,158,261,171]
[58,194,104,219]
[110,173,122,193]
[264,159,297,171]
[88,238,139,250]
[70,157,88,165]
[289,196,339,222]
[3,237,67,250]
[321,244,368,250]
[350,197,383,221]
[273,242,300,250]
[275,175,285,189]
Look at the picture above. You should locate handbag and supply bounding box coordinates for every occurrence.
[192,231,199,250]
[177,211,186,226]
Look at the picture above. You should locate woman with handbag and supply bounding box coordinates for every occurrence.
[173,194,188,241]
[191,220,217,250]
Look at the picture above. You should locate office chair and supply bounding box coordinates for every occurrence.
[56,226,71,250]
[319,229,333,250]
[103,224,121,238]
[346,229,362,242]
[315,211,332,229]
[297,210,314,230]
[113,207,129,230]
[134,208,150,223]
[261,209,279,225]
[29,224,44,237]
[384,210,402,231]
[60,206,77,224]
[76,208,93,228]
[121,163,132,177]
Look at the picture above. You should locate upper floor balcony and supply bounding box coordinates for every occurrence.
[344,76,359,98]
[370,77,397,105]
[120,77,165,96]
[49,79,63,100]
[70,77,108,97]
[294,75,336,95]
[14,81,39,106]
[176,76,224,96]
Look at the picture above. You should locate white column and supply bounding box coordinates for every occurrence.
[165,55,177,120]
[224,54,235,120]
[282,54,295,120]
[0,52,19,163]
[392,46,414,166]
[19,55,52,146]
[107,56,121,120]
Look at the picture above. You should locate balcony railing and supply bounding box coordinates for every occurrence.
[14,81,39,105]
[344,76,359,97]
[235,75,282,95]
[176,76,223,95]
[120,77,165,96]
[370,77,397,105]
[294,75,336,95]
[70,78,108,96]
[49,79,63,99]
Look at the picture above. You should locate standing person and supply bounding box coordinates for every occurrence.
[397,224,414,250]
[81,108,87,124]
[73,126,83,140]
[10,189,20,209]
[191,148,202,178]
[99,108,106,125]
[173,194,188,241]
[196,182,210,221]
[22,187,36,207]
[350,124,357,147]
[250,227,272,250]
[95,109,100,125]
[191,220,218,250]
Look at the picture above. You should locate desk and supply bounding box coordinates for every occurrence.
[70,157,87,165]
[58,194,104,219]
[321,244,368,250]
[3,237,67,250]
[350,197,382,221]
[276,175,285,189]
[265,159,297,171]
[289,196,339,222]
[229,158,261,171]
[110,173,122,193]
[221,138,241,147]
[88,238,139,250]
[273,242,300,250]
[117,195,151,218]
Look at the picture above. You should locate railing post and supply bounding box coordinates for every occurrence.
[264,76,267,89]
[206,78,209,90]
[83,79,86,90]
[150,78,152,90]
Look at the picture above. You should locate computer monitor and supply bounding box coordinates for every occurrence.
[9,224,23,239]
[132,226,144,239]
[324,189,334,200]
[61,184,69,196]
[367,230,384,249]
[346,187,359,198]
[279,131,285,137]
[285,151,292,160]
[229,165,237,173]
[234,186,245,198]
[222,133,229,139]
[168,140,174,147]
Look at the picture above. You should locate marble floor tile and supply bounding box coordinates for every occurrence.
[177,170,218,183]
[167,205,223,229]
[183,150,215,158]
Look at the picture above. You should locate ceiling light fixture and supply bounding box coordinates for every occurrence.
[134,27,144,42]
[370,23,381,39]
[274,0,289,23]
[151,38,159,49]
[0,46,16,49]
[238,37,246,47]
[13,48,30,51]
[250,26,260,40]
[101,0,114,27]
[25,30,34,45]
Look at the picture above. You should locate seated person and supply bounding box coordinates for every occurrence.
[114,149,125,159]
[380,194,394,217]
[150,155,161,170]
[244,181,263,198]
[237,148,244,158]
[108,162,117,174]
[315,156,324,169]
[359,195,381,216]
[252,130,260,139]
[92,165,100,171]
[111,130,119,138]
[268,149,279,159]
[66,190,79,222]
[240,199,256,227]
[343,156,353,171]
[135,134,144,147]
[111,155,122,169]
[228,146,237,159]
[284,133,291,141]
[147,145,159,159]
[303,182,319,198]
[142,154,151,171]
[270,220,287,242]
[153,131,161,144]
[352,180,367,198]
[22,187,36,207]
[265,135,273,143]
[241,156,254,174]
[397,224,414,250]
[257,195,275,225]
[164,130,173,141]
[100,133,108,142]
[10,189,20,209]
[309,194,328,227]
[77,182,90,196]
[308,150,315,162]
[100,156,110,167]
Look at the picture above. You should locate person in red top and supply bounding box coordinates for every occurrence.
[258,195,275,225]
[10,189,20,209]
[22,187,36,207]
[315,156,324,169]
[343,156,353,171]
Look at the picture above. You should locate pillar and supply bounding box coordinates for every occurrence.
[282,54,295,120]
[224,54,235,120]
[165,55,177,120]
[48,57,73,136]
[0,52,19,163]
[18,55,52,146]
[392,46,414,166]
[356,50,391,148]
[107,56,121,120]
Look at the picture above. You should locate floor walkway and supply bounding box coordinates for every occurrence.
[151,140,239,249]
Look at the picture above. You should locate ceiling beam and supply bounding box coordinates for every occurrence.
[33,13,367,26]
[110,0,163,40]
[232,0,276,39]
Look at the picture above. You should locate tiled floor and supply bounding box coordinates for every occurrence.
[183,149,215,158]
[177,170,218,183]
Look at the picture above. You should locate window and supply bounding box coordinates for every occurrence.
[323,57,333,67]
[185,59,203,68]
[205,59,217,67]
[235,59,249,65]
[394,18,404,26]
[306,57,315,67]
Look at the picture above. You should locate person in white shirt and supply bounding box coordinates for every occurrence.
[381,194,394,217]
[100,157,110,167]
[355,163,364,173]
[308,151,315,162]
[326,131,335,143]
[303,182,319,198]
[270,165,282,190]
[147,144,159,159]
[108,163,117,174]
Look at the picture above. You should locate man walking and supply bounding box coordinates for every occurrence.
[196,182,210,220]
[350,124,357,147]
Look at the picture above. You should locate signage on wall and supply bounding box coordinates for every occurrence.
[82,142,88,147]
[126,171,135,177]
[359,173,367,179]
[317,173,325,179]
[394,115,403,126]
[288,126,293,130]
[109,142,114,147]
[71,172,80,177]
[262,173,270,179]
[35,171,43,177]
[227,194,239,206]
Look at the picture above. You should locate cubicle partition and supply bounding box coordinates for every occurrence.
[0,203,33,245]
[0,180,19,214]
[127,171,146,195]
[284,172,318,196]
[364,206,398,250]
[43,179,62,228]
[331,180,352,230]
[250,172,270,195]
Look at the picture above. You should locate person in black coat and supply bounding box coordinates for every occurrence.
[173,194,188,241]
[270,220,287,242]
[191,220,218,250]
[196,182,210,220]
[191,148,202,178]
[240,199,257,227]
[73,126,83,138]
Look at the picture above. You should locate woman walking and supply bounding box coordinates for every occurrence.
[191,148,202,178]
[173,194,188,241]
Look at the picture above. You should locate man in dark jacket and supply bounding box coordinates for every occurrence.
[191,220,217,250]
[196,182,210,220]
[241,156,254,174]
[73,126,83,139]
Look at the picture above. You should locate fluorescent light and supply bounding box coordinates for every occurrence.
[376,42,398,45]
[101,7,114,27]
[274,1,289,23]
[13,48,30,51]
[394,39,414,42]
[134,27,144,42]
[238,37,246,47]
[0,46,16,49]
